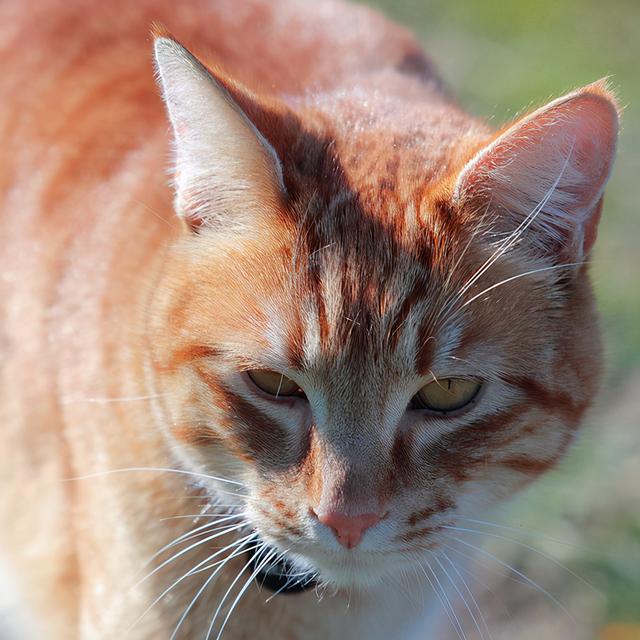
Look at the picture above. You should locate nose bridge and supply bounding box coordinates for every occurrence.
[308,419,390,549]
[310,413,389,515]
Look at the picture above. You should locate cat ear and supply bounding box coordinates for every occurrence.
[153,36,285,230]
[453,81,619,262]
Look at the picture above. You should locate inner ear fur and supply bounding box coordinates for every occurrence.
[153,35,286,231]
[453,81,619,262]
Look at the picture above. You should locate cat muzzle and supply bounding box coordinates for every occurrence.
[247,535,316,595]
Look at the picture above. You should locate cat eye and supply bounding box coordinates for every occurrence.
[412,378,481,414]
[247,370,304,398]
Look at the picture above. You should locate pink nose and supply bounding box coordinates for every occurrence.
[315,511,382,549]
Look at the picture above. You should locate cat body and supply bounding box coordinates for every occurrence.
[0,0,618,638]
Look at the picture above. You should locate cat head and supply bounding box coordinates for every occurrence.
[148,35,618,588]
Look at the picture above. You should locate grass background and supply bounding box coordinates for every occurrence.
[364,1,640,637]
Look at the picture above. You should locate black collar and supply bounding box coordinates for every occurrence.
[247,537,316,595]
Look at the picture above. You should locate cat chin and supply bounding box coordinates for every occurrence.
[285,549,420,591]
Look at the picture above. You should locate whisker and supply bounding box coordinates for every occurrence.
[256,547,286,592]
[455,560,514,622]
[445,535,578,626]
[159,496,237,500]
[442,523,597,594]
[430,556,468,640]
[129,534,255,636]
[396,561,425,608]
[399,564,426,609]
[460,261,587,310]
[264,571,317,603]
[204,544,271,640]
[261,549,319,602]
[425,203,492,331]
[61,394,164,405]
[186,542,263,578]
[443,214,487,293]
[458,147,573,298]
[432,552,485,640]
[134,522,247,588]
[434,145,575,332]
[418,558,465,640]
[214,549,278,640]
[65,467,246,488]
[440,542,533,591]
[146,514,246,567]
[443,549,494,640]
[159,513,243,522]
[167,537,256,640]
[455,516,591,551]
[132,197,175,228]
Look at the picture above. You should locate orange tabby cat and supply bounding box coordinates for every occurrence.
[0,0,618,638]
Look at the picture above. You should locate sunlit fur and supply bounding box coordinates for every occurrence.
[0,0,618,638]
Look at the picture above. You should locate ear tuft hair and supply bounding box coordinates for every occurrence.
[454,81,619,262]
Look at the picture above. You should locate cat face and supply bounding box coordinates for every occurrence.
[148,37,618,588]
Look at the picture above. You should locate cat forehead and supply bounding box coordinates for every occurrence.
[255,195,483,376]
[291,188,458,262]
[292,86,487,187]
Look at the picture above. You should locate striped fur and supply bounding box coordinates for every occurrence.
[0,0,618,638]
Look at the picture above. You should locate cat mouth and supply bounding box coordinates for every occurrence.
[248,532,412,591]
[246,535,317,595]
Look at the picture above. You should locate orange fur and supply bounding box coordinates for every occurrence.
[0,0,618,638]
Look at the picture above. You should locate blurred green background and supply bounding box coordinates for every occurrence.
[365,1,639,638]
